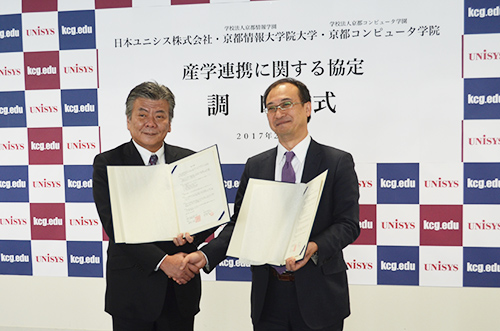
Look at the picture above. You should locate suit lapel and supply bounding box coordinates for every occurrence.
[164,143,175,164]
[301,139,323,183]
[261,148,277,180]
[124,140,145,165]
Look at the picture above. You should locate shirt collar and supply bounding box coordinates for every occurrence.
[132,140,165,165]
[277,134,311,165]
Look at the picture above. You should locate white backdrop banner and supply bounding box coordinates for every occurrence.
[0,0,499,287]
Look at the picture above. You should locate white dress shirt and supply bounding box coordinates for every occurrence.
[274,135,311,183]
[132,140,165,165]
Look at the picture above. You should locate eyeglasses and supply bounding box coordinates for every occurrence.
[264,101,304,114]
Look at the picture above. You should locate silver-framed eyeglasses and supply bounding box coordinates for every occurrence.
[264,101,304,114]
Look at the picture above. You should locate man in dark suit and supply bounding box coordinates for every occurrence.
[93,81,213,331]
[182,78,360,330]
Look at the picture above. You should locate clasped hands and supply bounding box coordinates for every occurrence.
[162,239,318,284]
[159,233,207,285]
[162,234,318,284]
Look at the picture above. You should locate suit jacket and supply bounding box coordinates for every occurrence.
[92,140,212,321]
[202,139,360,329]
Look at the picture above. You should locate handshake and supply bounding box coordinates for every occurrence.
[159,233,208,285]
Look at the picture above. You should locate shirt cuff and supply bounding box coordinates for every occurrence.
[311,251,319,265]
[155,254,168,271]
[201,251,210,271]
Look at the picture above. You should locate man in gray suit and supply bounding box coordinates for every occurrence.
[182,78,360,330]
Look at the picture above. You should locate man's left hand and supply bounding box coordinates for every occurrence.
[285,241,318,272]
[173,233,194,246]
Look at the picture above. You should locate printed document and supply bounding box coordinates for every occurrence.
[107,145,229,243]
[227,170,327,266]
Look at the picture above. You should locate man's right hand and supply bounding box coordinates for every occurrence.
[180,251,207,274]
[159,252,195,285]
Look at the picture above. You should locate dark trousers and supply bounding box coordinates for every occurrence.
[254,271,344,331]
[112,280,194,331]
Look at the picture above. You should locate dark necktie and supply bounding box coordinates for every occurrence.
[274,151,296,274]
[148,154,158,165]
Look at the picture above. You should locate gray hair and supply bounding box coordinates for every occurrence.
[125,81,175,120]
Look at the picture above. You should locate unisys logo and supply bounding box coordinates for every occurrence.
[68,216,99,227]
[423,177,460,188]
[468,134,500,146]
[467,219,500,231]
[32,178,62,189]
[0,141,25,151]
[24,51,60,90]
[28,128,63,165]
[0,66,22,76]
[0,215,28,226]
[423,261,459,272]
[468,49,500,61]
[347,259,373,270]
[29,103,59,114]
[380,219,416,230]
[63,63,94,74]
[66,139,96,150]
[358,180,373,188]
[34,253,64,264]
[25,26,56,37]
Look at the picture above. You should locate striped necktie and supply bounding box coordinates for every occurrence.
[148,154,158,165]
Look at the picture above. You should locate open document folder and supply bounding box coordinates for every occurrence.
[107,145,230,244]
[227,170,328,266]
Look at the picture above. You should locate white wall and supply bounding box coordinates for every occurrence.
[1,275,498,331]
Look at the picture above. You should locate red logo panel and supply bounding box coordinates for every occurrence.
[171,0,209,5]
[30,203,66,240]
[28,127,63,165]
[24,51,60,90]
[95,0,132,9]
[22,0,57,12]
[420,205,463,246]
[353,204,376,245]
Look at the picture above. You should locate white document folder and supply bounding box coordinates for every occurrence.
[107,145,230,243]
[227,170,328,266]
